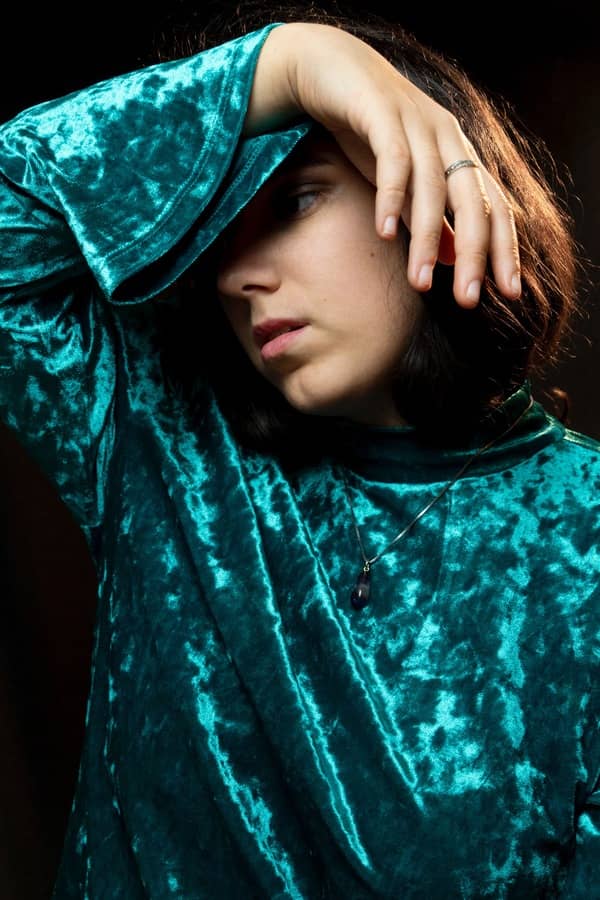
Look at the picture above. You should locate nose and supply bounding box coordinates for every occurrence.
[214,181,286,299]
[215,232,281,303]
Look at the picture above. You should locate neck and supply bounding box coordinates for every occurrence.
[336,394,410,429]
[323,381,563,485]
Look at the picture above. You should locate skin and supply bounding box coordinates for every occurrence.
[215,128,425,427]
[246,23,522,307]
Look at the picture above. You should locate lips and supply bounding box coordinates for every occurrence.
[253,318,309,350]
[259,326,308,361]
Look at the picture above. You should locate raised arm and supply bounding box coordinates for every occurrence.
[0,18,522,533]
[0,22,313,531]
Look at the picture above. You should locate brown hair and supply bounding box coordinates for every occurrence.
[151,0,587,467]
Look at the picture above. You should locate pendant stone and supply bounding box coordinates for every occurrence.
[350,563,371,610]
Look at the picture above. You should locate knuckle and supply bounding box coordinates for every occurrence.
[445,113,466,141]
[483,177,517,227]
[437,109,460,131]
[419,165,447,192]
[453,189,492,220]
[463,137,480,160]
[414,224,443,246]
[455,245,489,266]
[385,184,408,199]
[385,141,412,166]
[505,202,517,227]
[493,189,514,218]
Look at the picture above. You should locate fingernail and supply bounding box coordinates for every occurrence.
[466,280,481,304]
[511,273,521,295]
[383,215,396,236]
[418,264,433,290]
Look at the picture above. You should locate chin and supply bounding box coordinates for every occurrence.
[276,364,373,419]
[283,388,363,421]
[283,397,336,419]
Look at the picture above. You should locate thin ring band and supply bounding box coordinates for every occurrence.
[444,159,478,179]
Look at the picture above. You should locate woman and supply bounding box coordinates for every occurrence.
[0,2,598,897]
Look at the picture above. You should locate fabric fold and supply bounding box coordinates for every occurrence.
[0,21,599,900]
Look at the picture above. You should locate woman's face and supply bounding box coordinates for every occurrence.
[214,129,423,427]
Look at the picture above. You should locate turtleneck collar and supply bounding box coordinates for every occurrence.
[324,380,565,484]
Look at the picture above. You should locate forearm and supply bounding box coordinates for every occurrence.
[0,23,285,302]
[242,23,306,137]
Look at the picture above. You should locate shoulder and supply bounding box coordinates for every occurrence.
[535,419,600,478]
[516,418,600,514]
[541,424,600,538]
[562,426,600,455]
[553,425,600,485]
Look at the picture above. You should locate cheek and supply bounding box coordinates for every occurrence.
[340,260,407,335]
[349,272,422,372]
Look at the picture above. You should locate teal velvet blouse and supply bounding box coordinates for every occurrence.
[1,22,600,899]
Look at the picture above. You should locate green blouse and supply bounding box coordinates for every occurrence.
[1,21,600,899]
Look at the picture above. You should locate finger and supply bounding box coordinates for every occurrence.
[368,117,413,239]
[444,163,492,308]
[404,148,448,291]
[330,127,377,187]
[402,204,456,267]
[477,167,521,300]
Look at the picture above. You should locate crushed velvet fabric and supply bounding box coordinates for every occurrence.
[1,22,600,900]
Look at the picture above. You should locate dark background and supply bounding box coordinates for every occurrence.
[1,3,599,897]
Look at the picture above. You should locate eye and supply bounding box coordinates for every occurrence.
[274,188,322,219]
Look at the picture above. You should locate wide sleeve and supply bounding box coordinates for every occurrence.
[0,22,315,531]
[560,643,600,896]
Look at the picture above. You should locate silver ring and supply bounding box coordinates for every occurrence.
[444,159,478,179]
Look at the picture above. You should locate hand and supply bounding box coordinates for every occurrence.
[278,23,520,309]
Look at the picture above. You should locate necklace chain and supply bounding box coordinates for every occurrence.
[336,396,534,609]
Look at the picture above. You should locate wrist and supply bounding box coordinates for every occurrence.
[241,23,307,137]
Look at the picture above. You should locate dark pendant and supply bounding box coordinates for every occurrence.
[350,564,371,610]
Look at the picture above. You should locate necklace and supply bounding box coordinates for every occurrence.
[336,396,534,611]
